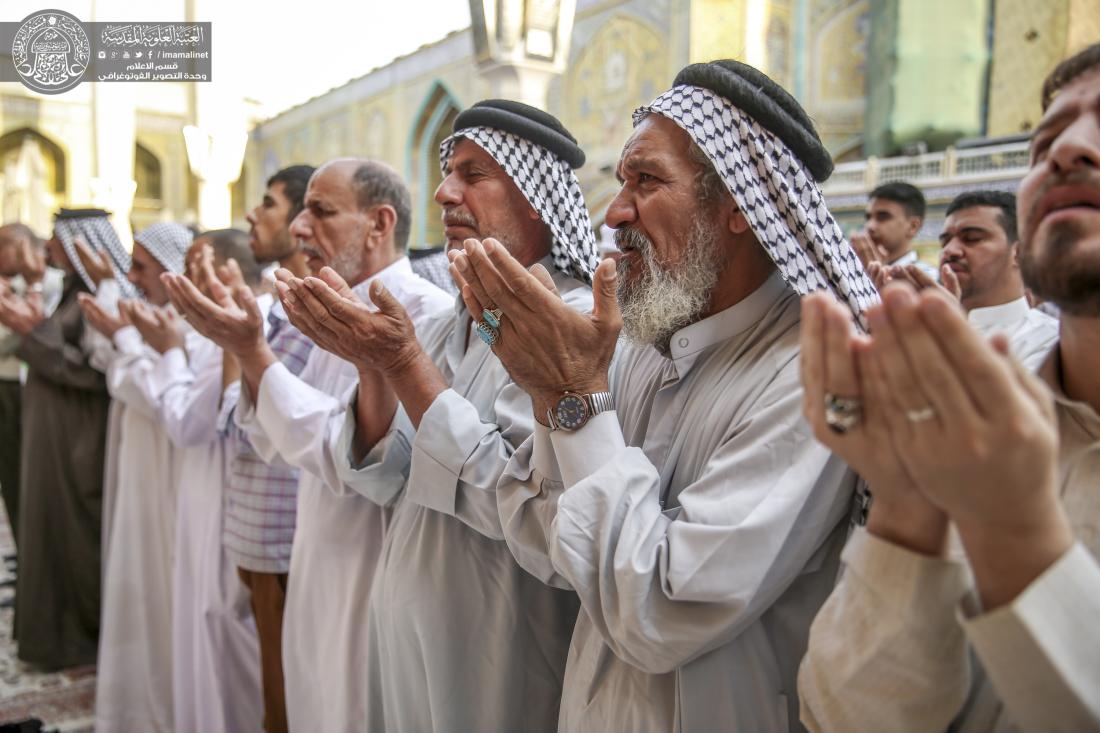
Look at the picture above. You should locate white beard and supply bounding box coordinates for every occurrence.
[616,217,725,354]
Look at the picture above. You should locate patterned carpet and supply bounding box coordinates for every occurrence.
[0,505,95,732]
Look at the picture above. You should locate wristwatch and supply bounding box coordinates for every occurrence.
[546,391,615,431]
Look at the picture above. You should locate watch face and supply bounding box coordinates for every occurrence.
[555,394,589,430]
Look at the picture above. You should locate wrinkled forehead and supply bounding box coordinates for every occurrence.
[617,114,695,170]
[444,136,504,174]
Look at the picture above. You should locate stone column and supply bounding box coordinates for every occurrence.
[89,0,137,245]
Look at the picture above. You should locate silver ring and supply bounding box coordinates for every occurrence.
[482,308,503,329]
[475,321,499,346]
[905,406,936,423]
[824,392,863,434]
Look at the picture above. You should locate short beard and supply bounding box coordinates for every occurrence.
[1021,220,1100,317]
[616,218,725,354]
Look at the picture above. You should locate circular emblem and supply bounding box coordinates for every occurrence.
[11,10,90,95]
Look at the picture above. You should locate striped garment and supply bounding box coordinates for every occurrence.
[220,304,314,572]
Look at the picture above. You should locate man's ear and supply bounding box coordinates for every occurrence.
[369,205,398,241]
[727,205,751,235]
[907,216,923,239]
[1010,240,1021,270]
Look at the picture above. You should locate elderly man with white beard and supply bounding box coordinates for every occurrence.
[451,61,876,731]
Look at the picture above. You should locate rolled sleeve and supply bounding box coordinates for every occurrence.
[336,397,415,507]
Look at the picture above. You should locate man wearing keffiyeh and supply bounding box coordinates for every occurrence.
[452,61,870,731]
[273,100,594,731]
[10,208,123,669]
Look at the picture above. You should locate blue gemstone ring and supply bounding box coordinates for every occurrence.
[482,307,503,329]
[476,321,499,346]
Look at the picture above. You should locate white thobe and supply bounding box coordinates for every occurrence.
[151,325,262,733]
[968,296,1058,371]
[498,273,858,732]
[332,262,591,732]
[95,325,179,733]
[798,345,1100,733]
[235,257,452,731]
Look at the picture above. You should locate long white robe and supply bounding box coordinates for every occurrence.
[498,274,858,732]
[235,257,451,731]
[151,326,263,733]
[94,324,179,732]
[332,263,591,732]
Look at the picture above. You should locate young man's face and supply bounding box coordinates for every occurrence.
[1018,66,1100,316]
[247,181,297,264]
[864,197,920,260]
[128,242,170,306]
[939,205,1018,308]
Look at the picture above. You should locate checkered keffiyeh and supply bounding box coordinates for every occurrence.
[440,127,599,285]
[54,212,137,298]
[135,222,192,276]
[635,86,878,329]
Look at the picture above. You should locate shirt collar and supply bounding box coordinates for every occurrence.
[1039,346,1100,441]
[967,296,1030,331]
[888,250,919,267]
[351,256,413,301]
[666,271,789,369]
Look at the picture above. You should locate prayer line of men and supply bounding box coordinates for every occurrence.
[0,50,1096,733]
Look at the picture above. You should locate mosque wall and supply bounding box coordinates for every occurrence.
[986,0,1100,137]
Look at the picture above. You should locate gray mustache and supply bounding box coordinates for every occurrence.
[614,227,651,251]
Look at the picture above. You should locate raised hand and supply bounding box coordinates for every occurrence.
[800,291,947,554]
[0,282,45,335]
[73,236,115,286]
[883,263,962,305]
[161,263,266,360]
[77,292,128,338]
[849,231,886,271]
[274,266,420,375]
[122,299,185,354]
[867,284,1068,606]
[449,237,620,418]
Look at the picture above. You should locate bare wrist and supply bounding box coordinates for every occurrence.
[954,499,1073,609]
[866,491,950,557]
[380,342,427,379]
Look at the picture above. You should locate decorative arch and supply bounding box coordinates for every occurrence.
[0,127,66,193]
[406,80,461,249]
[0,127,66,236]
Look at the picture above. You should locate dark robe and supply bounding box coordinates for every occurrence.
[14,275,109,669]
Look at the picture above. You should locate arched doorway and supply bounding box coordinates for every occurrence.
[407,81,461,250]
[0,127,66,236]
